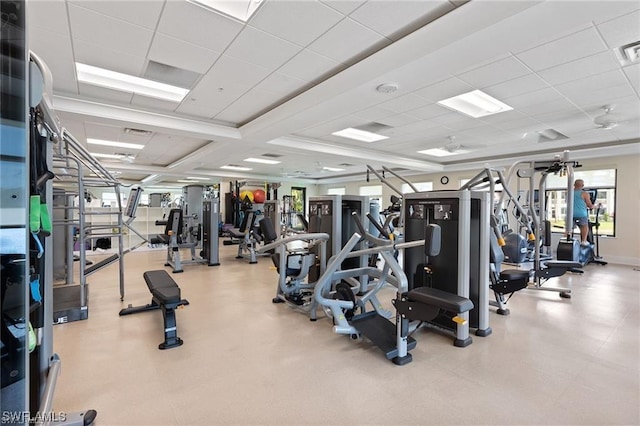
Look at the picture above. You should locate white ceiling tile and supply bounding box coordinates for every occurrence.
[349,0,455,40]
[504,87,565,110]
[203,54,271,88]
[597,9,640,49]
[175,82,246,119]
[476,110,529,126]
[68,4,154,58]
[215,88,284,124]
[414,78,475,102]
[377,93,431,114]
[254,73,308,98]
[515,97,577,116]
[68,1,164,30]
[307,17,390,64]
[492,116,543,131]
[483,74,550,100]
[148,33,220,74]
[516,27,608,71]
[73,39,146,76]
[622,63,640,95]
[249,1,344,47]
[407,103,450,120]
[391,121,450,137]
[157,1,243,52]
[130,95,180,113]
[27,0,70,36]
[78,84,134,104]
[457,56,531,88]
[537,50,621,86]
[319,0,366,15]
[555,69,631,99]
[375,113,419,127]
[277,49,341,82]
[567,84,636,109]
[352,105,396,122]
[225,26,302,70]
[28,28,78,94]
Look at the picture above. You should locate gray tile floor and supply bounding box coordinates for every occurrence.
[52,245,640,425]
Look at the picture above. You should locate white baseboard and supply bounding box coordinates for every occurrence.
[601,255,640,267]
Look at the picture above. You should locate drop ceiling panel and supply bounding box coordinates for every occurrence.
[492,116,543,132]
[130,95,180,113]
[352,105,396,122]
[175,81,248,119]
[68,4,154,58]
[73,39,146,76]
[596,9,640,49]
[503,87,565,110]
[457,56,532,88]
[277,49,341,82]
[295,115,369,138]
[307,17,390,64]
[78,84,134,104]
[414,77,474,103]
[28,28,78,94]
[622,63,640,94]
[319,0,366,16]
[202,54,272,88]
[225,26,302,70]
[377,93,431,114]
[156,1,244,52]
[249,1,344,47]
[27,0,70,36]
[555,69,631,99]
[512,96,576,116]
[349,0,455,40]
[254,72,308,98]
[407,103,450,121]
[483,73,550,100]
[537,50,621,86]
[568,84,636,108]
[375,113,419,128]
[215,88,282,124]
[148,33,220,74]
[515,27,608,72]
[68,1,164,30]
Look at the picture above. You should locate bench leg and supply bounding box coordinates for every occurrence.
[159,305,183,349]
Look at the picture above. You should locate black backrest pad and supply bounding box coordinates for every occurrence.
[489,232,504,264]
[165,209,183,235]
[424,224,441,257]
[259,217,278,243]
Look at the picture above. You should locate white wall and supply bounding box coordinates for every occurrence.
[319,154,640,266]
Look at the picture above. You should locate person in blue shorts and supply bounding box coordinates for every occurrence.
[573,179,598,246]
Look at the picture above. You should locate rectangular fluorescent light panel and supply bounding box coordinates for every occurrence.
[186,177,210,180]
[323,166,345,172]
[76,63,190,102]
[220,165,252,171]
[87,138,144,150]
[91,153,124,159]
[188,0,263,22]
[417,148,470,157]
[243,157,281,165]
[332,128,389,143]
[437,90,513,118]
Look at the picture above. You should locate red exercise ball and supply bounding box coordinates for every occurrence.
[253,189,266,203]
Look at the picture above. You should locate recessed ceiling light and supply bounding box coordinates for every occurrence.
[437,90,513,118]
[323,166,345,172]
[186,176,210,180]
[187,0,263,22]
[141,174,159,183]
[177,180,200,183]
[87,138,144,150]
[417,148,470,157]
[243,157,281,165]
[90,153,124,159]
[220,165,252,171]
[332,128,389,143]
[76,63,189,102]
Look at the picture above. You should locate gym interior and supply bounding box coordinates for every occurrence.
[2,0,639,425]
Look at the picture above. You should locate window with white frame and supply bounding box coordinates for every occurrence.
[545,169,616,236]
[359,185,382,209]
[327,187,346,195]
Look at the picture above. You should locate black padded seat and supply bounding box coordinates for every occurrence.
[408,287,474,313]
[144,270,181,304]
[499,269,529,281]
[545,260,582,269]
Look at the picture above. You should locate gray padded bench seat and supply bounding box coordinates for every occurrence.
[408,287,474,313]
[119,270,189,349]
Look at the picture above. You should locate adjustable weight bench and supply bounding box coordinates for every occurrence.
[119,270,189,349]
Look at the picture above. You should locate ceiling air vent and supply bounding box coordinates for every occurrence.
[144,60,201,88]
[355,122,393,133]
[124,128,152,136]
[614,40,640,66]
[537,129,568,142]
[261,153,283,158]
[338,163,355,167]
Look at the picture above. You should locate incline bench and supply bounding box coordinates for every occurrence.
[119,270,189,349]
